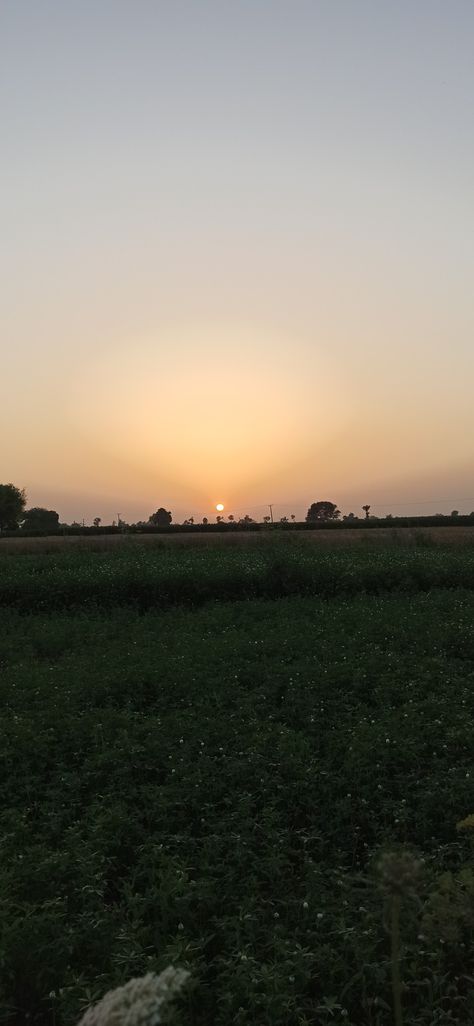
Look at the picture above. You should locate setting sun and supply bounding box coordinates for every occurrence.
[2,5,474,1022]
[2,1,473,529]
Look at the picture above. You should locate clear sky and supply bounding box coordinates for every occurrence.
[2,1,473,523]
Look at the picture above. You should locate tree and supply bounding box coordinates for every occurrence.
[263,515,271,524]
[228,514,235,522]
[305,501,340,523]
[148,508,172,526]
[22,507,59,531]
[290,514,296,522]
[362,504,371,519]
[280,516,289,523]
[216,515,224,524]
[343,512,356,520]
[202,517,209,525]
[0,483,26,531]
[93,517,101,528]
[238,514,256,524]
[451,510,459,518]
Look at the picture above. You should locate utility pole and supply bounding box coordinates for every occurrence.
[268,504,274,524]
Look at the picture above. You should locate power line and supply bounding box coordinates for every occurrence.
[369,497,474,508]
[145,495,474,522]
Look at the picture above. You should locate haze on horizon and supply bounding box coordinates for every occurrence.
[2,1,473,524]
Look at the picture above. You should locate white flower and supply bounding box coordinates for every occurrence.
[76,968,189,1026]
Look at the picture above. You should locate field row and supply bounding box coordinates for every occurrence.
[2,540,474,610]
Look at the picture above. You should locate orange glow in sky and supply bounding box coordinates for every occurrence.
[2,4,474,522]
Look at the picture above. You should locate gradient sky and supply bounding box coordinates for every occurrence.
[2,1,473,523]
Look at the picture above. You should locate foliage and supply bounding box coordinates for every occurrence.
[148,508,172,526]
[21,507,60,531]
[0,482,26,531]
[1,561,474,1024]
[3,538,474,611]
[4,516,474,540]
[306,501,340,522]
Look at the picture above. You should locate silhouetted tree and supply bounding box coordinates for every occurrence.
[202,517,209,525]
[228,514,234,522]
[362,504,371,519]
[216,515,224,523]
[0,483,26,531]
[148,508,172,526]
[280,516,289,523]
[451,510,459,517]
[238,514,256,524]
[263,515,271,524]
[183,517,194,525]
[290,514,296,522]
[93,517,101,528]
[343,512,356,520]
[22,507,59,531]
[306,501,340,522]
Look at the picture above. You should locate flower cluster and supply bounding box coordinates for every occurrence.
[456,813,474,832]
[77,968,189,1026]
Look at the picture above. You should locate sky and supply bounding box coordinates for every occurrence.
[2,0,473,523]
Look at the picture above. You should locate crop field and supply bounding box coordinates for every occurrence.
[2,524,474,555]
[1,537,474,1025]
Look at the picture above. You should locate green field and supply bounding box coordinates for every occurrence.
[1,538,474,1025]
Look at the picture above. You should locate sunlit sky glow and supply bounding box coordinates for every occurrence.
[2,1,473,522]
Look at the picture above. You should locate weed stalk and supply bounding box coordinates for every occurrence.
[390,894,403,1026]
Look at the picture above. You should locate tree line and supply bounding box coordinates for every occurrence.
[0,483,471,533]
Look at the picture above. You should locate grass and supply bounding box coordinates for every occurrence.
[1,539,474,1024]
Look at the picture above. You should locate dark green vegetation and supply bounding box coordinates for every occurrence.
[3,513,474,539]
[2,536,474,611]
[0,484,26,532]
[1,540,474,1025]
